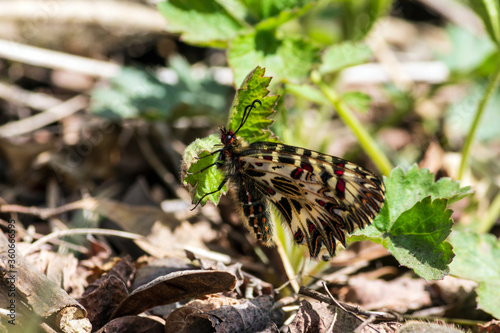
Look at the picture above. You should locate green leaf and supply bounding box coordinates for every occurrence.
[228,66,280,143]
[228,31,320,86]
[437,25,496,74]
[182,67,279,206]
[183,134,227,206]
[477,281,500,319]
[465,0,500,47]
[255,3,313,31]
[319,42,372,75]
[91,60,229,121]
[342,91,372,114]
[386,197,454,280]
[357,165,471,281]
[449,231,500,318]
[445,82,500,142]
[285,83,329,105]
[157,0,248,48]
[374,165,472,230]
[449,231,500,282]
[242,0,314,20]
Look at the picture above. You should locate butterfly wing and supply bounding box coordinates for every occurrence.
[237,142,385,258]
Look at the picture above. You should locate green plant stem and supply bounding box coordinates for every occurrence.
[478,190,500,233]
[458,59,500,180]
[311,71,393,176]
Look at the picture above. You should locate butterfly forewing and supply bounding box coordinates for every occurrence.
[234,141,385,258]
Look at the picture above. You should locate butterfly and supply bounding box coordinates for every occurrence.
[190,99,385,259]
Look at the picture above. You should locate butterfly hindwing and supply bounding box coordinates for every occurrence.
[235,141,385,258]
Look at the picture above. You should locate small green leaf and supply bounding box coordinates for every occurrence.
[386,197,454,281]
[255,3,313,31]
[342,91,372,114]
[319,41,372,74]
[182,67,279,207]
[157,0,247,47]
[228,31,320,86]
[183,135,227,206]
[285,83,329,105]
[228,66,280,143]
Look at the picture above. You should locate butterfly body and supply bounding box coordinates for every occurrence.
[215,124,385,259]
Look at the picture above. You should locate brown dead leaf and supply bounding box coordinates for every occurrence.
[111,270,237,318]
[343,275,431,312]
[79,275,129,331]
[168,295,277,333]
[289,299,362,333]
[95,315,164,333]
[479,320,500,333]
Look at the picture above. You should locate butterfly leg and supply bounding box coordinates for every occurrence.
[190,177,229,210]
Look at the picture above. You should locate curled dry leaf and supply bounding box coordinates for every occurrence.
[165,295,277,333]
[288,299,362,333]
[111,270,237,318]
[79,275,129,331]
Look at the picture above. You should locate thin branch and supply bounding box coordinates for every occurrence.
[0,94,87,138]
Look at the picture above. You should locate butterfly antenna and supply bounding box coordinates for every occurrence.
[234,99,262,135]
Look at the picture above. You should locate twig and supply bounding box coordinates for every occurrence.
[0,95,88,138]
[0,82,62,110]
[322,282,380,333]
[22,228,144,255]
[0,198,96,219]
[299,286,402,322]
[0,39,120,78]
[0,1,165,32]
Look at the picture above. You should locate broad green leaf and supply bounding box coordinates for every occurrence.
[450,231,500,319]
[437,25,496,74]
[477,281,500,319]
[228,66,280,143]
[386,197,454,281]
[449,231,500,282]
[356,165,471,281]
[182,67,279,206]
[319,42,372,74]
[375,165,472,230]
[157,0,248,48]
[342,91,372,114]
[228,31,320,86]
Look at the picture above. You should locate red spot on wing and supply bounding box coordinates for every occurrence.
[263,156,272,161]
[292,168,304,179]
[317,200,326,207]
[301,162,313,172]
[256,162,263,166]
[266,187,276,195]
[334,163,344,175]
[294,229,304,243]
[336,179,346,198]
